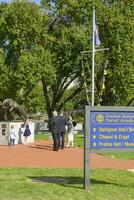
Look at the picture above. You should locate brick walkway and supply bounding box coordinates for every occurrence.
[0,140,134,169]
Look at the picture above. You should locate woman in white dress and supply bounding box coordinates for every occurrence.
[67,115,74,148]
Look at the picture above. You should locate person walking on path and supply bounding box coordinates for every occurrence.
[49,111,60,151]
[66,115,75,148]
[58,111,66,149]
[8,125,16,147]
[23,124,31,145]
[49,111,66,151]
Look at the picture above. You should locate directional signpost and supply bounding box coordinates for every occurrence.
[84,106,134,191]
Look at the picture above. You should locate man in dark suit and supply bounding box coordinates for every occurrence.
[49,111,66,151]
[58,111,66,149]
[49,111,59,151]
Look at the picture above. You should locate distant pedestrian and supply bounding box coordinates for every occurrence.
[67,115,75,148]
[49,111,59,151]
[8,125,16,147]
[49,110,66,151]
[58,111,66,149]
[23,124,31,145]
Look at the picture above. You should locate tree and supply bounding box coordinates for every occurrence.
[0,50,10,101]
[40,0,94,117]
[0,0,134,120]
[0,1,93,117]
[0,1,46,103]
[98,0,134,105]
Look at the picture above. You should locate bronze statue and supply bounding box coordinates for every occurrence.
[0,98,27,121]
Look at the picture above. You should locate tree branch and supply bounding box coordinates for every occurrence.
[51,73,79,109]
[42,78,51,117]
[58,83,83,111]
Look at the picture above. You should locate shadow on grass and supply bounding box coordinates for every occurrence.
[28,176,128,189]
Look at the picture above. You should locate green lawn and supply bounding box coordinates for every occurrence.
[35,132,51,141]
[99,152,134,160]
[0,168,134,200]
[0,133,133,199]
[35,132,84,148]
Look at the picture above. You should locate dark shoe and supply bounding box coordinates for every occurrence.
[53,148,58,151]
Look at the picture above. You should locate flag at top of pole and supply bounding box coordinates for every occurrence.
[91,7,108,106]
[93,8,101,47]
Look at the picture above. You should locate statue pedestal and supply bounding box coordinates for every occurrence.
[0,121,34,145]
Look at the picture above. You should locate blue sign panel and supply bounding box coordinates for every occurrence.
[90,111,134,148]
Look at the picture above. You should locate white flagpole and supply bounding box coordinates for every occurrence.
[81,52,90,105]
[91,7,95,106]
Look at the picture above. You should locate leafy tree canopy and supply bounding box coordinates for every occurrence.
[0,0,133,119]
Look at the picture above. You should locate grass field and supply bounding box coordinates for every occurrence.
[99,152,134,160]
[0,132,133,199]
[0,167,134,200]
[35,132,84,148]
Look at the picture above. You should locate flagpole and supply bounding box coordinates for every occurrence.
[91,7,95,106]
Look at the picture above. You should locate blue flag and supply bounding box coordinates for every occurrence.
[93,11,101,47]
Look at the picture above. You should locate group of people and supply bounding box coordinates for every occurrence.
[8,122,31,147]
[7,112,76,150]
[49,111,76,151]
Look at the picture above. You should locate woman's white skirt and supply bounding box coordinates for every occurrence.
[67,132,74,141]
